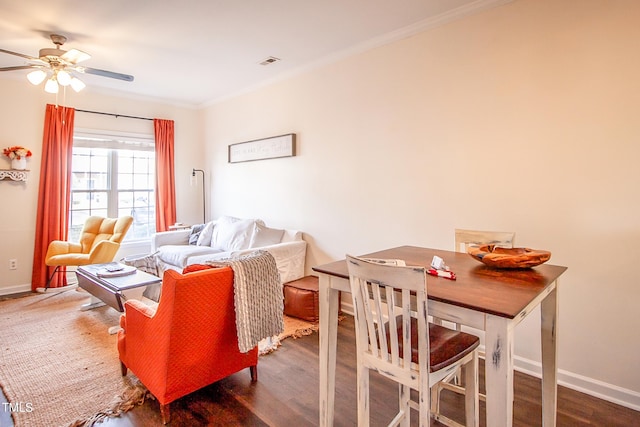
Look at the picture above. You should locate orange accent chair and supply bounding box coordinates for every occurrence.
[117,264,258,424]
[43,215,134,290]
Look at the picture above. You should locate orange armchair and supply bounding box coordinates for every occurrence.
[117,264,258,424]
[43,215,133,290]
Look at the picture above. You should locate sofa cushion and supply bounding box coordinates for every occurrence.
[187,251,233,266]
[196,221,215,246]
[250,223,284,248]
[188,224,206,245]
[157,245,223,268]
[210,217,256,251]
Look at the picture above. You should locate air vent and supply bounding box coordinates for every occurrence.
[259,56,281,66]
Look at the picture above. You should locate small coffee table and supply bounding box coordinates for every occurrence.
[76,263,162,313]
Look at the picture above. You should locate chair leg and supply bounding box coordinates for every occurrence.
[356,363,370,427]
[36,266,78,293]
[399,383,411,427]
[453,323,463,387]
[464,352,479,427]
[120,361,128,376]
[421,370,431,427]
[431,383,441,419]
[250,365,258,382]
[45,266,61,290]
[160,403,170,425]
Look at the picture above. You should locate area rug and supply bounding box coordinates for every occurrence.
[259,315,318,354]
[281,315,318,340]
[0,290,148,427]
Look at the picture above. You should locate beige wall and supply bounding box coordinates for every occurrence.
[202,0,640,407]
[0,79,201,294]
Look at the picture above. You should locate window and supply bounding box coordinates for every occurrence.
[69,131,156,242]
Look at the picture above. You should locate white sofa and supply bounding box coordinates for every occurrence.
[151,216,306,284]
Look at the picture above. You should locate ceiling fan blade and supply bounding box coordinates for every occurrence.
[0,65,38,72]
[61,48,91,64]
[77,66,134,82]
[0,48,41,62]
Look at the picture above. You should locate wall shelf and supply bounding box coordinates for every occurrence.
[0,169,29,182]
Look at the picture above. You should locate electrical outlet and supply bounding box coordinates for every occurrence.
[9,259,17,270]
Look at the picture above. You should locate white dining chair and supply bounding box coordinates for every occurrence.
[432,228,515,418]
[346,255,479,427]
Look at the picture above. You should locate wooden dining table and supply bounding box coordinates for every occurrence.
[312,245,567,427]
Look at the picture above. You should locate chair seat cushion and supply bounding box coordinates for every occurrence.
[46,253,91,266]
[391,317,480,372]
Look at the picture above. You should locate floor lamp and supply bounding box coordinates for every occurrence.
[191,168,205,223]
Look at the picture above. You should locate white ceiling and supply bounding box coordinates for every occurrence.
[0,0,511,107]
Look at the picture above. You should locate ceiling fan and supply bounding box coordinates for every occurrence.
[0,33,134,93]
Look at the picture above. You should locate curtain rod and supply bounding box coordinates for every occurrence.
[76,109,153,121]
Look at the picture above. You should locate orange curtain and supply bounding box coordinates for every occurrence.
[154,119,176,232]
[31,104,75,290]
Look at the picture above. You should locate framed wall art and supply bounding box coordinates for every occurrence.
[228,133,296,163]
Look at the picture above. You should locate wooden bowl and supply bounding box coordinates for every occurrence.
[467,245,551,269]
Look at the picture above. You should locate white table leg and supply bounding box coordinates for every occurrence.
[80,295,106,311]
[485,314,514,427]
[319,275,340,427]
[541,285,558,426]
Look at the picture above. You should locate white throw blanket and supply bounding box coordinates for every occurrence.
[208,250,284,353]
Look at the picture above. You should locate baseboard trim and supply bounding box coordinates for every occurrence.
[0,272,79,297]
[338,299,640,411]
[0,283,31,296]
[513,354,640,412]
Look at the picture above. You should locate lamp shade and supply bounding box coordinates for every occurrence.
[27,69,47,85]
[70,77,86,92]
[57,70,72,86]
[44,77,59,94]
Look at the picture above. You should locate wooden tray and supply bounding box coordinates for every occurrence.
[467,245,551,269]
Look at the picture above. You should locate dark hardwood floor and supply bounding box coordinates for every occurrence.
[99,316,637,427]
[2,314,638,426]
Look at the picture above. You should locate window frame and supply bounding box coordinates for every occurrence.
[69,128,156,243]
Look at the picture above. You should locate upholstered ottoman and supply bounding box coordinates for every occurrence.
[283,276,319,323]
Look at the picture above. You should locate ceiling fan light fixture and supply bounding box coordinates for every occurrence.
[44,77,59,94]
[70,76,86,92]
[27,69,47,85]
[57,69,72,86]
[2,33,134,95]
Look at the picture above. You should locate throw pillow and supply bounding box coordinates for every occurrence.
[188,223,206,245]
[210,217,256,251]
[196,221,215,246]
[249,223,284,248]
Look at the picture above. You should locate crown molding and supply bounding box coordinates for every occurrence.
[204,0,517,106]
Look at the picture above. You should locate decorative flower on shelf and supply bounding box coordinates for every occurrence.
[3,146,33,160]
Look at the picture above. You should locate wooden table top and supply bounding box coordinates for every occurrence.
[312,245,567,319]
